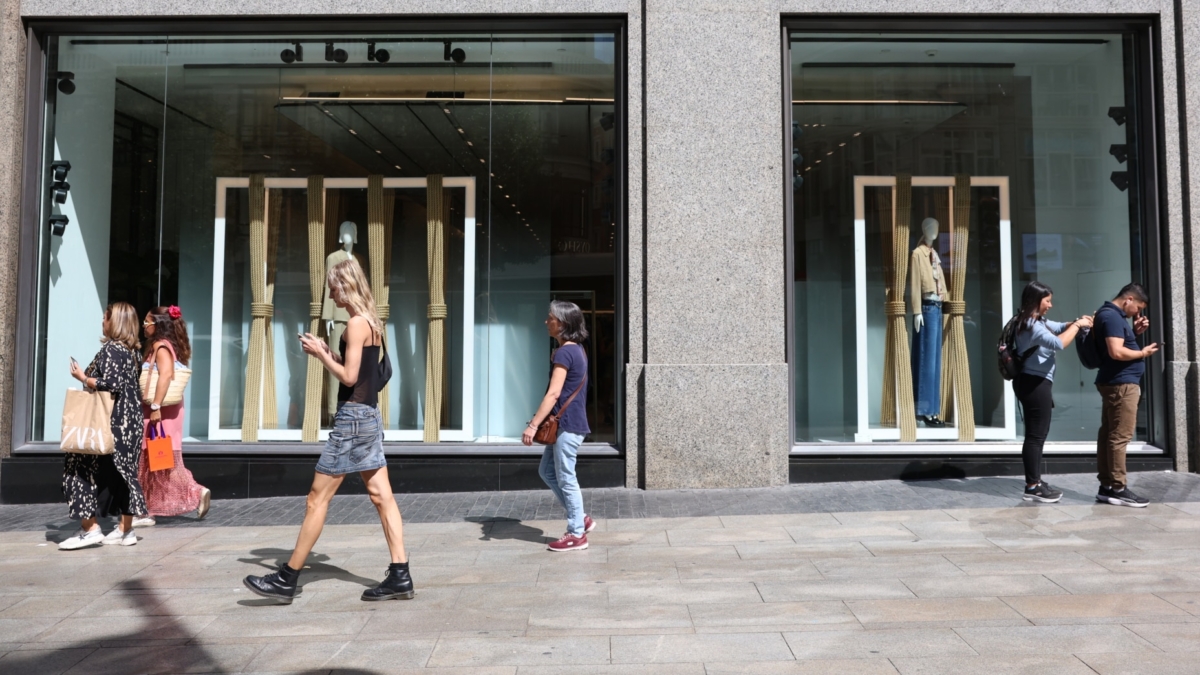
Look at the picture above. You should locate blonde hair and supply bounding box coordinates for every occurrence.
[327,258,383,338]
[102,302,141,352]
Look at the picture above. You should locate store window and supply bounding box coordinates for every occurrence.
[33,30,620,445]
[789,29,1157,446]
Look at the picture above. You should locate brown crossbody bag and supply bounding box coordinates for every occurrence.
[533,355,588,445]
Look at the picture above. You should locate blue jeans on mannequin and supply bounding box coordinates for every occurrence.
[539,429,586,536]
[912,300,943,418]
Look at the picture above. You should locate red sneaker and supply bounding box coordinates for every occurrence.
[584,514,596,533]
[547,532,589,552]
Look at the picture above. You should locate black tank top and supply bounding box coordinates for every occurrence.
[337,336,381,408]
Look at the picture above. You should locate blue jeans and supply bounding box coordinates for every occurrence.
[539,429,586,536]
[912,300,943,417]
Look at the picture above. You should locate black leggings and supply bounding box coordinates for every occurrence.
[1015,374,1054,485]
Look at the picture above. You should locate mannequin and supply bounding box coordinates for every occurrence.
[910,217,948,428]
[322,221,362,415]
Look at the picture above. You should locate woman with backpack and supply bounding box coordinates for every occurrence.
[1013,281,1092,503]
[243,258,412,604]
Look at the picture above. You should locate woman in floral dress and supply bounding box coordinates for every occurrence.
[59,302,147,550]
[134,305,210,526]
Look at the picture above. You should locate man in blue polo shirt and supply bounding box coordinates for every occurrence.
[1093,283,1159,507]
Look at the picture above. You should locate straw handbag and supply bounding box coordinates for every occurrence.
[139,362,191,406]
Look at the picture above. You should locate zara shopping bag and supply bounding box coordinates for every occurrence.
[60,388,116,455]
[146,422,175,472]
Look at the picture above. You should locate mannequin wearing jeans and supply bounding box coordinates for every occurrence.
[910,217,948,428]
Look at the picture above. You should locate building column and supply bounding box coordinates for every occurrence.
[0,0,26,459]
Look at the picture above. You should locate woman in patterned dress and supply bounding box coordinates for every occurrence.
[134,305,210,527]
[59,302,148,550]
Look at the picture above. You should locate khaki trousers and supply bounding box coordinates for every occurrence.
[1096,383,1140,490]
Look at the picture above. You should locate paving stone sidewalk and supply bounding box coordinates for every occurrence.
[2,470,1197,532]
[1,471,1200,674]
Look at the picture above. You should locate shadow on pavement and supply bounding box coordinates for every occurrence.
[467,516,548,544]
[239,547,381,591]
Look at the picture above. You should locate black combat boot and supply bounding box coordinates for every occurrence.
[361,561,415,601]
[244,563,300,604]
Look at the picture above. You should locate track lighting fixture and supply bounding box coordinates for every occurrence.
[1108,106,1127,126]
[325,42,348,63]
[793,175,804,190]
[56,72,75,95]
[48,214,69,237]
[50,161,71,204]
[792,150,804,171]
[51,160,71,183]
[1110,171,1130,192]
[792,120,802,145]
[1109,144,1128,164]
[599,113,614,131]
[367,42,390,63]
[280,42,303,63]
[443,41,466,64]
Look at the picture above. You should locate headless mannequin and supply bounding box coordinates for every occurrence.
[910,217,948,428]
[322,221,361,416]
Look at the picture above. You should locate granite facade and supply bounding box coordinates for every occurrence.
[6,0,1199,490]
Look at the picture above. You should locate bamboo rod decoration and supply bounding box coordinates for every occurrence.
[879,174,918,442]
[261,188,282,429]
[423,176,447,442]
[940,174,976,441]
[240,174,267,442]
[367,175,393,427]
[301,176,326,442]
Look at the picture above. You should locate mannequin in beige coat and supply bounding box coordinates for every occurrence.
[910,217,948,428]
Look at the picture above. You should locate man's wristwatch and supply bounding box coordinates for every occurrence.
[150,403,161,412]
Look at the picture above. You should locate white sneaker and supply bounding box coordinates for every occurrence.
[132,516,156,528]
[103,528,137,546]
[59,528,104,550]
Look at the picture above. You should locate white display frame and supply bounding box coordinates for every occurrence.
[853,175,1014,442]
[207,176,476,442]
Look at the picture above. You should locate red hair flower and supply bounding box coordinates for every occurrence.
[168,305,182,320]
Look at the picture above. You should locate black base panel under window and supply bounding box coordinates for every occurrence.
[0,456,626,504]
[789,455,1174,483]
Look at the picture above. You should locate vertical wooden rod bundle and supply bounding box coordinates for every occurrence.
[261,189,282,429]
[240,174,268,441]
[423,176,447,442]
[941,174,976,441]
[880,174,918,442]
[367,175,394,427]
[301,176,326,442]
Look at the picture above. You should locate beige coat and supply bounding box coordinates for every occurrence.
[910,242,947,314]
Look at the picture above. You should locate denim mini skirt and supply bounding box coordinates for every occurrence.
[315,402,386,476]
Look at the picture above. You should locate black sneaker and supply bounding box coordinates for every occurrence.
[243,563,300,604]
[1096,485,1114,504]
[361,562,415,601]
[1105,486,1150,508]
[1022,482,1062,503]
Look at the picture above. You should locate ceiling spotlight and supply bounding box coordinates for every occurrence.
[325,42,348,63]
[51,160,71,183]
[367,42,390,63]
[1108,106,1127,126]
[280,42,303,64]
[48,214,69,237]
[792,120,802,145]
[793,175,804,190]
[56,71,75,95]
[792,151,804,170]
[263,154,271,159]
[443,41,466,64]
[599,113,615,131]
[1109,144,1129,164]
[1110,171,1130,191]
[51,179,70,204]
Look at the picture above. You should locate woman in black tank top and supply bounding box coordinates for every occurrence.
[244,258,413,604]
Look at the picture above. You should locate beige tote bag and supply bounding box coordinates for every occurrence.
[60,388,116,455]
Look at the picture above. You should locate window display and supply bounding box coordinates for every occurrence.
[32,30,620,446]
[791,31,1154,446]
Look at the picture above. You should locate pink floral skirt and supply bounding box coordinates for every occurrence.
[139,403,204,517]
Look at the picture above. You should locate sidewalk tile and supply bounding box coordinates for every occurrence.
[847,597,1027,627]
[0,648,92,675]
[831,510,957,524]
[783,524,917,541]
[197,611,367,639]
[1046,572,1200,595]
[611,632,794,663]
[34,615,215,643]
[945,552,1109,576]
[757,579,914,602]
[537,563,680,584]
[1158,592,1200,616]
[900,574,1065,598]
[518,666,702,675]
[667,527,793,545]
[862,539,1001,556]
[1077,651,1200,674]
[890,654,1095,674]
[703,659,899,674]
[733,542,871,560]
[1126,623,1200,652]
[606,517,723,531]
[427,636,610,667]
[676,559,821,583]
[812,555,965,579]
[687,600,858,631]
[607,582,763,605]
[1002,593,1188,624]
[718,513,840,528]
[954,624,1159,655]
[607,545,739,564]
[61,644,260,675]
[361,608,529,637]
[782,628,975,659]
[528,604,693,635]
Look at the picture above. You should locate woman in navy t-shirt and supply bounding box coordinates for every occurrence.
[522,300,592,552]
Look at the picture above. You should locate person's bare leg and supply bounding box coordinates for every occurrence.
[287,472,345,570]
[80,517,99,532]
[362,468,407,563]
[119,514,133,533]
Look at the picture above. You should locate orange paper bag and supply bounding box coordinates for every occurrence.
[146,422,175,472]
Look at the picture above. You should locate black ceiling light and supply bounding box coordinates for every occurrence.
[1109,144,1129,164]
[599,112,614,131]
[443,40,466,64]
[56,71,75,95]
[792,120,802,145]
[792,150,804,171]
[280,42,303,64]
[48,214,69,237]
[50,161,71,204]
[367,42,390,63]
[1110,171,1130,192]
[1108,106,1127,126]
[325,42,348,63]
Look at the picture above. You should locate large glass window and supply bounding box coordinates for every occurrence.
[789,30,1156,446]
[33,30,620,445]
